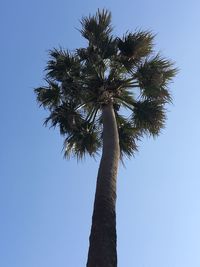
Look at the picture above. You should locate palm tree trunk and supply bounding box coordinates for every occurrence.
[86,103,120,267]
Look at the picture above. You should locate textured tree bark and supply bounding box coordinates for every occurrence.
[86,103,120,267]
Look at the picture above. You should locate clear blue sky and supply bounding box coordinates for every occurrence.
[1,0,200,266]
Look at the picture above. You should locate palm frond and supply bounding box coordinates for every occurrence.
[34,80,60,109]
[80,9,113,42]
[114,89,136,110]
[118,31,154,60]
[46,48,80,81]
[98,36,118,59]
[108,57,128,78]
[64,125,101,159]
[44,104,83,135]
[61,77,85,104]
[115,113,139,158]
[135,54,177,102]
[132,100,166,136]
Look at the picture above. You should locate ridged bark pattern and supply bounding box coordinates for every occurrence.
[86,103,120,267]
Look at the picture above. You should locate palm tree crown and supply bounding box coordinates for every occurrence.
[35,9,177,160]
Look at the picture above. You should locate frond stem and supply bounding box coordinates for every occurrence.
[114,97,135,111]
[75,99,95,111]
[90,107,99,128]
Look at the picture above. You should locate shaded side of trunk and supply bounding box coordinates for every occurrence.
[86,103,120,267]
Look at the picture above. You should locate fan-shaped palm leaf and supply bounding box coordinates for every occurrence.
[80,9,112,42]
[118,31,154,60]
[44,104,83,135]
[64,125,101,159]
[135,54,177,102]
[47,48,81,82]
[132,100,166,136]
[34,80,60,109]
[115,113,139,158]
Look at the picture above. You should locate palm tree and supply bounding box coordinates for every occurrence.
[35,9,177,267]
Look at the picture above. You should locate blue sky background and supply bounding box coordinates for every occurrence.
[1,0,200,266]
